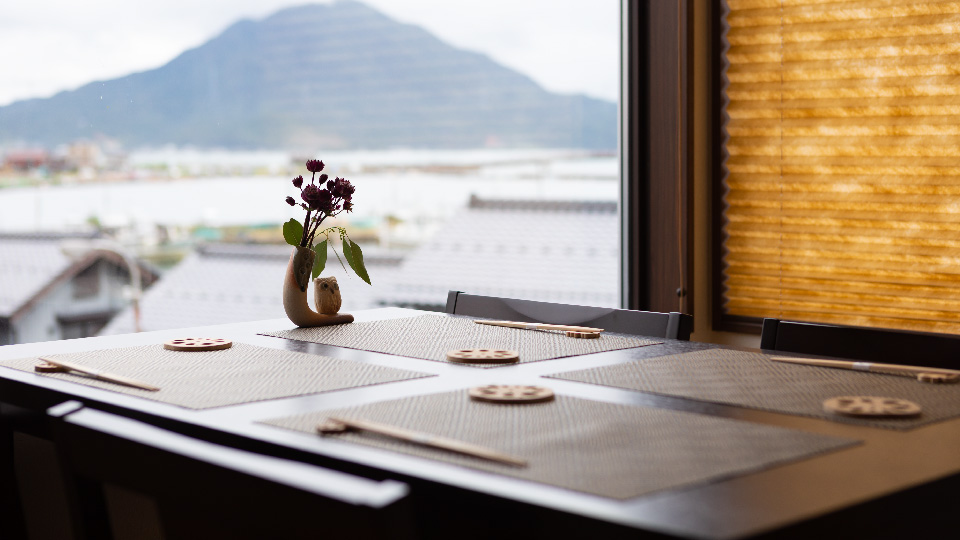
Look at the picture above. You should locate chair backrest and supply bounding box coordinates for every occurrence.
[0,404,28,540]
[445,291,693,340]
[760,318,960,369]
[48,402,414,540]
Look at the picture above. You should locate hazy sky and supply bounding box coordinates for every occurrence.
[0,0,619,107]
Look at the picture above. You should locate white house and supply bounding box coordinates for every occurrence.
[0,232,157,344]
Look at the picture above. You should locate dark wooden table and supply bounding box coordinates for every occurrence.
[2,308,959,539]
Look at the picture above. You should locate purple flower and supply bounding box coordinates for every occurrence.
[330,177,355,199]
[343,201,354,212]
[316,189,334,213]
[285,196,296,206]
[292,175,303,188]
[306,159,324,173]
[302,184,335,212]
[301,184,322,209]
[319,173,328,183]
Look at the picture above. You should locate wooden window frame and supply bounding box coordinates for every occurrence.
[622,0,693,316]
[709,0,758,333]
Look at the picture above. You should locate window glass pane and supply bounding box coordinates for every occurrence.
[717,0,960,334]
[0,0,619,343]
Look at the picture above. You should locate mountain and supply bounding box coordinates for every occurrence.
[0,1,616,150]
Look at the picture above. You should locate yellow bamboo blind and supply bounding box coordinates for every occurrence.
[720,0,960,334]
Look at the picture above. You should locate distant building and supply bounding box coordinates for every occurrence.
[3,149,49,172]
[0,232,158,345]
[100,243,404,335]
[379,195,619,310]
[66,140,104,169]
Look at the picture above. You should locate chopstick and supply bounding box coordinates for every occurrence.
[475,319,602,334]
[37,357,160,392]
[318,416,527,467]
[769,355,960,380]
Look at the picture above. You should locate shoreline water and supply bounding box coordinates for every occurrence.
[0,150,618,235]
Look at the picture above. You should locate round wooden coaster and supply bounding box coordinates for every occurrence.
[565,330,600,339]
[35,361,67,373]
[446,349,519,364]
[469,385,555,404]
[823,396,921,418]
[917,372,960,384]
[163,338,233,352]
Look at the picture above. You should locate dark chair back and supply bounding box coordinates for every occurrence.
[48,402,414,540]
[445,291,693,340]
[760,318,960,369]
[0,404,28,540]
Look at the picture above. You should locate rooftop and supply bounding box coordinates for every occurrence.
[379,195,619,309]
[0,231,103,318]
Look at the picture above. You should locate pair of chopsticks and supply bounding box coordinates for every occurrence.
[475,319,603,334]
[318,416,527,467]
[37,357,160,391]
[769,355,960,383]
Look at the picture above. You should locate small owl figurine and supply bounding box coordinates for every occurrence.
[314,276,342,315]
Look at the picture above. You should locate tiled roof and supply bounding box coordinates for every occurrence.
[380,196,619,309]
[0,232,100,318]
[100,243,403,335]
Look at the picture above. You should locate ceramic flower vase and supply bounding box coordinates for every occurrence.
[282,246,354,327]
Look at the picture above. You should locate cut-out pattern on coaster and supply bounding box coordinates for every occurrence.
[469,385,555,403]
[262,392,856,500]
[446,349,519,364]
[163,338,232,351]
[823,396,921,418]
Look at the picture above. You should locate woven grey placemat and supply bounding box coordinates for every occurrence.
[261,391,854,500]
[547,349,960,430]
[260,315,662,368]
[0,343,432,410]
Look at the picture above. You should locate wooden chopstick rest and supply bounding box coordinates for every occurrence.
[317,419,352,433]
[823,396,922,418]
[917,372,960,384]
[316,416,527,467]
[163,338,232,351]
[35,361,69,373]
[565,330,600,339]
[469,385,555,404]
[446,348,519,364]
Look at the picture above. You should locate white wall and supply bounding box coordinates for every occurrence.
[11,259,131,344]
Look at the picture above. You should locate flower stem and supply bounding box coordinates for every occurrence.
[300,209,312,247]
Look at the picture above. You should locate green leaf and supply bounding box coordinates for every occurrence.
[282,219,303,247]
[311,240,327,279]
[341,238,355,267]
[347,240,372,285]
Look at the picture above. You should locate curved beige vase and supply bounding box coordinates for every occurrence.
[282,246,354,327]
